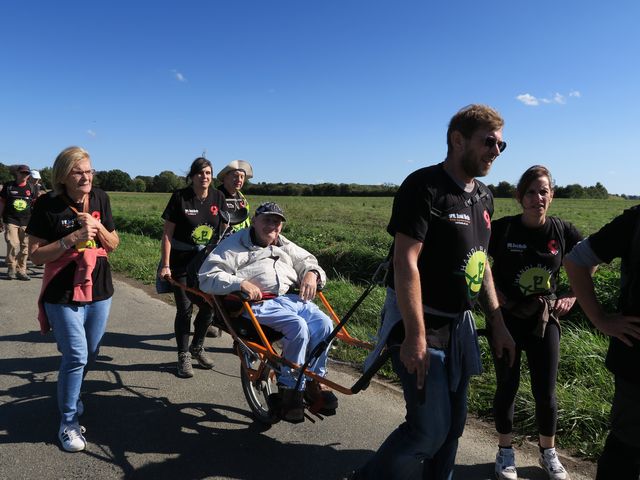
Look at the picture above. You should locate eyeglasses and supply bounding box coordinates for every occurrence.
[69,169,96,178]
[19,170,31,175]
[484,136,507,153]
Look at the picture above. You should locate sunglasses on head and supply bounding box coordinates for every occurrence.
[19,170,30,175]
[484,136,507,153]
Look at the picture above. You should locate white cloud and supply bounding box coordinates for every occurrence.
[517,90,580,106]
[87,129,96,137]
[516,93,539,106]
[172,69,187,82]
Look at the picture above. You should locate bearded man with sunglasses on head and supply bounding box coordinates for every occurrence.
[352,104,515,480]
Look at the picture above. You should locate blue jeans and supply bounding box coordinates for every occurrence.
[45,298,112,426]
[251,294,333,390]
[359,348,469,480]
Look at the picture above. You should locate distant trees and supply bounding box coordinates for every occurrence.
[0,161,620,198]
[487,181,609,199]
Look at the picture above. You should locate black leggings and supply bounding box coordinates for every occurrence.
[171,274,213,353]
[493,321,560,437]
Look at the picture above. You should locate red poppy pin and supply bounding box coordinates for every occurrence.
[548,239,559,255]
[210,205,219,216]
[483,210,491,229]
[92,211,101,220]
[26,190,31,196]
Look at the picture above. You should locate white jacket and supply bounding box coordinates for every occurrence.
[198,228,327,296]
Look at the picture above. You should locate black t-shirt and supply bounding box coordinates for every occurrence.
[386,163,494,313]
[26,189,116,303]
[0,181,36,226]
[489,215,582,301]
[161,187,227,270]
[588,205,640,383]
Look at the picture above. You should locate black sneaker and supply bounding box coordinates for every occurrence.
[304,380,338,414]
[279,387,305,423]
[16,272,31,281]
[189,345,214,369]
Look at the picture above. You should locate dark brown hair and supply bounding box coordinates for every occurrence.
[516,165,554,201]
[186,157,213,182]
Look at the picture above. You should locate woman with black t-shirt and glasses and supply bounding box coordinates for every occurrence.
[489,166,585,480]
[27,146,119,453]
[159,157,227,378]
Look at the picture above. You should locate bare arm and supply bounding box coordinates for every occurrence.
[393,232,429,389]
[565,257,640,346]
[159,220,175,279]
[480,264,515,366]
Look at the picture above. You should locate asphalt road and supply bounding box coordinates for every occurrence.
[0,239,596,479]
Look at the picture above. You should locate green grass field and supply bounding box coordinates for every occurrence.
[108,192,639,458]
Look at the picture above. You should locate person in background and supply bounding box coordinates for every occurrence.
[160,157,227,378]
[27,146,119,452]
[30,169,47,198]
[0,164,36,280]
[216,159,252,231]
[489,165,584,480]
[564,207,640,479]
[352,104,515,480]
[206,159,254,338]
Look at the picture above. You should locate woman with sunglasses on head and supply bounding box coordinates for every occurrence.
[159,157,227,378]
[26,146,119,452]
[489,166,584,480]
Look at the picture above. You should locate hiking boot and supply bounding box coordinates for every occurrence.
[206,325,222,338]
[7,270,16,280]
[495,447,517,480]
[304,380,338,413]
[279,387,304,423]
[58,423,87,452]
[539,448,567,480]
[16,272,31,281]
[177,352,194,378]
[189,345,214,369]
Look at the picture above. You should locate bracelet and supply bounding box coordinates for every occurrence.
[59,238,69,250]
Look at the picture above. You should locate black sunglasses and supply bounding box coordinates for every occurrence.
[19,170,31,175]
[484,136,507,153]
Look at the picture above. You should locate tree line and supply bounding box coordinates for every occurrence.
[1,162,631,199]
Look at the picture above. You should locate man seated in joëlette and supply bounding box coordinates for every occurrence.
[198,201,338,423]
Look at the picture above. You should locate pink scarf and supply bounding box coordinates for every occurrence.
[37,247,108,334]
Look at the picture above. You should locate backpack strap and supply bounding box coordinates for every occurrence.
[430,182,491,220]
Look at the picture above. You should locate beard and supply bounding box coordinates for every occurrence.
[460,149,492,178]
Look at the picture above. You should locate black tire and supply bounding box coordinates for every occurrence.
[239,347,280,424]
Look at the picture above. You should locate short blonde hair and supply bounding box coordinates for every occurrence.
[51,146,91,195]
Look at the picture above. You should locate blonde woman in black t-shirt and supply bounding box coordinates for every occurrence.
[489,166,583,480]
[27,146,119,453]
[160,157,227,378]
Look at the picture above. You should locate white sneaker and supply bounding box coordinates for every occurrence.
[58,424,87,452]
[495,447,518,480]
[539,448,567,480]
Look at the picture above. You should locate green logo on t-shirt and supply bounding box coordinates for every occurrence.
[13,199,28,212]
[462,249,487,299]
[517,266,552,295]
[191,224,213,245]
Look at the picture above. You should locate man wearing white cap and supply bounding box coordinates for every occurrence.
[30,169,46,198]
[216,160,253,232]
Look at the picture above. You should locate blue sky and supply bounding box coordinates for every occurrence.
[1,0,639,194]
